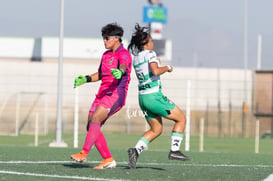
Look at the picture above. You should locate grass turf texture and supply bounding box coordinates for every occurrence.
[0,133,273,181]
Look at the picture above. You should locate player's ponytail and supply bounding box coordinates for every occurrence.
[128,23,150,56]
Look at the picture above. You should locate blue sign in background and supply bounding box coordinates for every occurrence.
[143,6,168,24]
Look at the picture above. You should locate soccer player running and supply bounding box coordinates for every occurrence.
[70,23,132,169]
[127,23,190,169]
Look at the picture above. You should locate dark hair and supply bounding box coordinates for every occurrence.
[101,23,124,42]
[128,23,150,56]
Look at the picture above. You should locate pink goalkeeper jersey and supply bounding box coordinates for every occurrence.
[96,44,132,99]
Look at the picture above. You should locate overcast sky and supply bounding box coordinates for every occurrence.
[0,0,273,69]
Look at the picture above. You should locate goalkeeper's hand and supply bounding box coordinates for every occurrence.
[111,69,124,79]
[74,75,87,88]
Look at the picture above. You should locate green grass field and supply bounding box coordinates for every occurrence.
[0,133,273,181]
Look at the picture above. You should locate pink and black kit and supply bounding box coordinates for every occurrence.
[89,44,132,124]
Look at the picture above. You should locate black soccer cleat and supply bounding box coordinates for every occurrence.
[128,148,139,169]
[168,150,190,161]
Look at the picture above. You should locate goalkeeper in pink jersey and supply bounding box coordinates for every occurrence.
[70,23,132,169]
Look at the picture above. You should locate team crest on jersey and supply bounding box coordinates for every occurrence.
[122,54,129,60]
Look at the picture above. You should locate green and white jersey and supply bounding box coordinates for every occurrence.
[133,50,162,95]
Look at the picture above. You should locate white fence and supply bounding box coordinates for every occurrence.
[0,60,253,136]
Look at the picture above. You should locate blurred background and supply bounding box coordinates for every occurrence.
[0,0,272,145]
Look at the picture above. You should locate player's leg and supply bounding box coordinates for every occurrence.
[95,132,112,159]
[92,93,124,169]
[142,92,189,161]
[165,105,190,161]
[166,105,186,133]
[83,105,108,152]
[94,108,121,162]
[128,93,165,169]
[71,104,108,163]
[128,116,162,169]
[137,116,163,153]
[93,131,117,169]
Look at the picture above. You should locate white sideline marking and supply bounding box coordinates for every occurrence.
[264,174,273,181]
[0,170,123,181]
[138,162,273,168]
[1,160,273,181]
[0,160,273,168]
[0,160,86,164]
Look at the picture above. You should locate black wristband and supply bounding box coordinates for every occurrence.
[85,75,92,82]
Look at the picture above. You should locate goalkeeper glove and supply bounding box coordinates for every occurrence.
[74,75,87,88]
[111,69,124,79]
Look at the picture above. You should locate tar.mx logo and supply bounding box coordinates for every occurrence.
[126,106,146,119]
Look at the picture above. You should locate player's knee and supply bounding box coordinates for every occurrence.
[151,126,162,136]
[175,119,186,127]
[89,115,101,123]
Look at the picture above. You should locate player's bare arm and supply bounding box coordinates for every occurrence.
[149,62,173,76]
[89,72,101,82]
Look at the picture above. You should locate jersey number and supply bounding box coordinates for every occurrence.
[137,72,145,83]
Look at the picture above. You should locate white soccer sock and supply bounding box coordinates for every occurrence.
[171,132,183,151]
[135,137,150,154]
